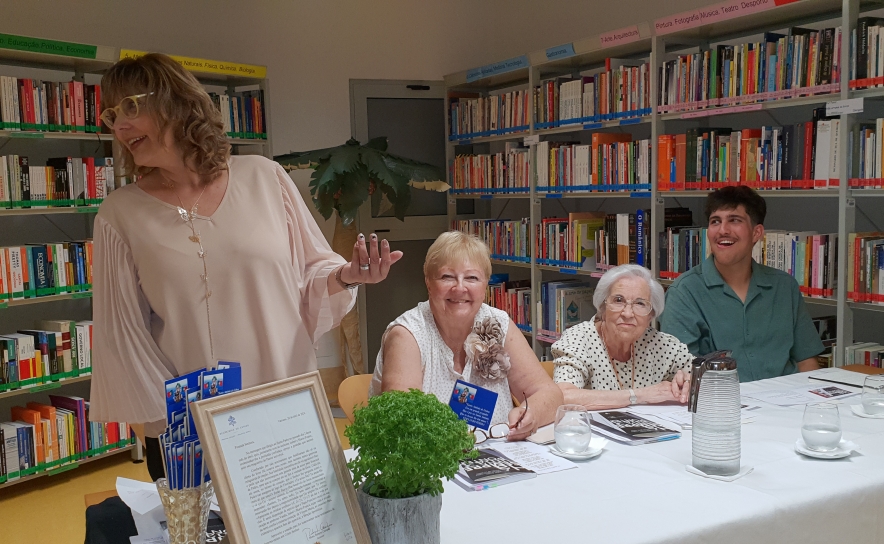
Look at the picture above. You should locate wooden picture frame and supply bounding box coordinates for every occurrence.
[191,371,370,544]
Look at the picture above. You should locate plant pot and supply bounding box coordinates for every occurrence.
[356,487,442,544]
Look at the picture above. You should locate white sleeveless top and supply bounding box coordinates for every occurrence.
[370,302,515,426]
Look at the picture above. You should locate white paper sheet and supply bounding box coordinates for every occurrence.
[628,404,761,429]
[129,536,166,544]
[743,384,860,406]
[808,367,873,388]
[116,477,162,516]
[489,440,577,474]
[131,505,166,539]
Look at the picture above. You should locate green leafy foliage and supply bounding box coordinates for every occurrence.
[345,389,477,499]
[275,138,443,226]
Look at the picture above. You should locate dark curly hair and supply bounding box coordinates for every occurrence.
[704,186,767,226]
[100,53,230,181]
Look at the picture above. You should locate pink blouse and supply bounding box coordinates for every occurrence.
[89,155,355,433]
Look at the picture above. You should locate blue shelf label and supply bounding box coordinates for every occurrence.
[630,191,652,198]
[559,268,577,275]
[480,195,493,200]
[458,139,471,145]
[620,118,642,126]
[546,43,576,61]
[545,193,563,198]
[466,55,530,83]
[583,122,603,130]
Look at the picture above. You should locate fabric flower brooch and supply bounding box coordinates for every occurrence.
[464,316,511,381]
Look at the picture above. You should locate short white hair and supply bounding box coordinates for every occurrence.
[592,264,665,317]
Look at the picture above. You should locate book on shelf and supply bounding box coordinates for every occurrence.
[486,274,531,331]
[658,26,841,112]
[590,410,681,445]
[0,75,103,133]
[208,90,267,139]
[453,448,536,491]
[657,110,841,191]
[850,18,884,88]
[0,241,93,303]
[0,320,92,391]
[539,280,594,335]
[450,143,529,191]
[1,155,116,208]
[449,90,530,139]
[534,210,651,270]
[847,232,884,303]
[534,58,650,127]
[454,219,530,262]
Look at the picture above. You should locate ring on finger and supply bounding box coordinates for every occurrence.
[359,263,370,271]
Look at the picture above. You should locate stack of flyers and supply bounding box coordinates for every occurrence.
[160,362,242,490]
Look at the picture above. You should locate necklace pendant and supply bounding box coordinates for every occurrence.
[200,273,208,282]
[206,290,213,298]
[177,207,189,221]
[189,235,201,243]
[198,249,206,258]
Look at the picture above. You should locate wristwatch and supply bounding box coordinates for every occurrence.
[629,389,638,405]
[335,265,362,290]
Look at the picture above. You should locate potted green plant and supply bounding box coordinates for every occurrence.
[345,389,476,544]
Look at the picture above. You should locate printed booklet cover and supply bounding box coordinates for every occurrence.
[454,448,536,491]
[590,410,681,445]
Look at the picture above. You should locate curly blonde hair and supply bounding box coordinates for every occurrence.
[100,53,230,181]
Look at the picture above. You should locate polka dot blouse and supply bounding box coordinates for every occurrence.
[551,316,695,391]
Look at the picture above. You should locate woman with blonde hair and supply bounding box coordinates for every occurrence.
[371,231,562,441]
[90,53,400,480]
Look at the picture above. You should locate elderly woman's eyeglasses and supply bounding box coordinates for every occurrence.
[100,92,153,128]
[605,295,652,316]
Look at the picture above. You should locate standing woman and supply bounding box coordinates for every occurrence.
[89,53,401,480]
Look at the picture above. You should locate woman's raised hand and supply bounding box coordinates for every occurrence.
[341,233,403,285]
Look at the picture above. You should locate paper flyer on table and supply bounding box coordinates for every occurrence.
[627,404,761,429]
[116,477,163,516]
[743,384,860,406]
[489,440,577,474]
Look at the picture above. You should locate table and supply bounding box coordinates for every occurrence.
[439,373,884,544]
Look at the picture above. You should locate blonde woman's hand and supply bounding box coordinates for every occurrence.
[340,232,403,285]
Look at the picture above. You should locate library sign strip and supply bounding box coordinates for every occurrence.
[466,55,530,83]
[654,0,802,36]
[120,50,266,79]
[0,33,97,59]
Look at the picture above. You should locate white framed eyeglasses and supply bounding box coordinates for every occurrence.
[100,92,154,128]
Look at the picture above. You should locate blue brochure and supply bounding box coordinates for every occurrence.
[449,379,498,431]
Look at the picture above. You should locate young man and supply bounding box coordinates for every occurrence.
[660,186,823,382]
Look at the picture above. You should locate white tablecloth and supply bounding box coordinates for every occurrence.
[438,373,884,544]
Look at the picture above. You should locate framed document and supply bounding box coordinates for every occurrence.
[192,371,369,544]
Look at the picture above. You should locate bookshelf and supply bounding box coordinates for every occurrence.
[445,0,884,365]
[0,33,272,487]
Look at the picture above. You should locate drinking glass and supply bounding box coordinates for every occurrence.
[801,403,842,452]
[554,404,592,454]
[862,375,884,415]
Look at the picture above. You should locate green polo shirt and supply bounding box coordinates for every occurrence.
[660,256,824,382]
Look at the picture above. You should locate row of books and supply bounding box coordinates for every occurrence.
[208,90,267,140]
[657,110,841,190]
[850,18,884,88]
[659,228,839,298]
[534,59,651,127]
[453,219,530,261]
[1,320,93,389]
[659,27,841,111]
[848,232,884,303]
[536,135,652,190]
[0,76,101,133]
[0,155,113,207]
[1,397,131,484]
[485,275,596,338]
[845,342,884,367]
[0,241,94,302]
[487,274,531,331]
[449,90,530,139]
[450,143,529,191]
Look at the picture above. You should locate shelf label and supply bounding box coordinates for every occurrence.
[30,382,63,393]
[0,33,97,59]
[48,462,79,477]
[120,49,267,79]
[71,291,93,299]
[523,135,540,145]
[9,132,44,139]
[826,97,863,116]
[600,25,642,47]
[583,122,603,130]
[546,43,576,61]
[466,55,530,83]
[654,0,800,36]
[681,103,762,119]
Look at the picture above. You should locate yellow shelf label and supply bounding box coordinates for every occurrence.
[120,49,266,79]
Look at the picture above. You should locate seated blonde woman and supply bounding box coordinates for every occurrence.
[553,264,693,409]
[370,231,562,441]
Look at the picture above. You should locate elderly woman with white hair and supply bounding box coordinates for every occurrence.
[371,231,563,441]
[552,264,694,408]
